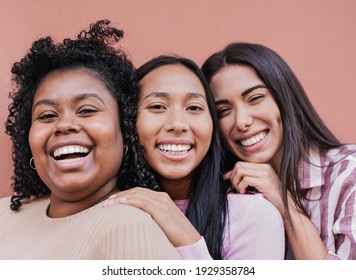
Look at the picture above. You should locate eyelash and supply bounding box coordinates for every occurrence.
[248,94,265,103]
[77,106,98,114]
[38,112,57,120]
[187,105,204,111]
[146,104,166,111]
[216,107,230,118]
[146,104,205,112]
[36,106,99,121]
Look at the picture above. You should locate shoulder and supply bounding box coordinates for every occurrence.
[227,192,277,210]
[93,201,157,226]
[325,144,356,164]
[223,193,285,259]
[227,193,282,224]
[325,145,356,186]
[0,195,49,211]
[0,196,11,206]
[0,196,12,216]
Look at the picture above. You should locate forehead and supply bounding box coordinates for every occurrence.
[33,68,116,103]
[210,65,263,95]
[139,64,206,97]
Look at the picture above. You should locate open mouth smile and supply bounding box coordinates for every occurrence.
[240,131,267,147]
[157,144,192,156]
[53,145,90,163]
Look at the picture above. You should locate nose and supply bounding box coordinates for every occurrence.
[54,113,80,135]
[163,110,189,134]
[234,106,253,131]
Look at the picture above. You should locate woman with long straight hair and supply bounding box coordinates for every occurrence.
[107,55,285,259]
[202,42,356,259]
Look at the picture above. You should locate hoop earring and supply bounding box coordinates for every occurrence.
[30,157,36,170]
[123,146,128,158]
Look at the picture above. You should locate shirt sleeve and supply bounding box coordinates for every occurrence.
[329,184,356,260]
[175,237,213,260]
[324,252,341,260]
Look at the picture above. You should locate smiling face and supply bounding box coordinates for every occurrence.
[29,68,124,215]
[136,64,213,194]
[210,65,283,170]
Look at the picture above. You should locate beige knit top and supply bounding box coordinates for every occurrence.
[0,196,180,260]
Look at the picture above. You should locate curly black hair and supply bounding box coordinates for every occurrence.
[5,19,155,211]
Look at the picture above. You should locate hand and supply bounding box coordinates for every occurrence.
[224,161,286,216]
[104,187,201,247]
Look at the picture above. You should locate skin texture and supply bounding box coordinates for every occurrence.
[29,68,124,218]
[136,64,213,197]
[211,65,283,171]
[210,65,285,212]
[107,64,213,247]
[210,64,328,259]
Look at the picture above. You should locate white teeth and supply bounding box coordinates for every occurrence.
[158,144,191,155]
[53,145,89,158]
[55,157,86,164]
[240,132,267,147]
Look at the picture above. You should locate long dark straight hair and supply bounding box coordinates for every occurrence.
[202,42,341,218]
[136,55,228,259]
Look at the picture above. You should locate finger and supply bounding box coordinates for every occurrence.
[236,177,251,194]
[104,187,156,207]
[223,170,232,180]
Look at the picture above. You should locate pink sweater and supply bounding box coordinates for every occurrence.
[175,193,285,259]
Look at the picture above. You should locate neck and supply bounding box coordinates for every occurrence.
[47,185,118,218]
[158,176,192,200]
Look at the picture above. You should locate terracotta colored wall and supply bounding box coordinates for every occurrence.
[1,0,355,197]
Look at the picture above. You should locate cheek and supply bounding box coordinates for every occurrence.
[102,127,124,170]
[136,113,156,148]
[218,117,233,140]
[272,107,283,136]
[204,119,214,141]
[276,115,283,143]
[195,117,213,153]
[101,123,123,150]
[28,125,47,155]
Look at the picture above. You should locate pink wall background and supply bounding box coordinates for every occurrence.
[1,0,355,197]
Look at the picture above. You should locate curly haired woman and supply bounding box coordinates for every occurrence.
[0,20,180,260]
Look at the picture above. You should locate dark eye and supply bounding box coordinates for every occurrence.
[216,107,231,118]
[187,105,204,111]
[78,106,98,115]
[146,104,166,112]
[38,111,57,121]
[248,94,265,104]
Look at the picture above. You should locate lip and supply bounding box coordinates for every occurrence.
[157,139,194,145]
[236,129,269,142]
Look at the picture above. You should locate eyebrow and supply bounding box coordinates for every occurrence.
[214,84,267,105]
[32,93,105,112]
[143,91,207,101]
[241,84,267,96]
